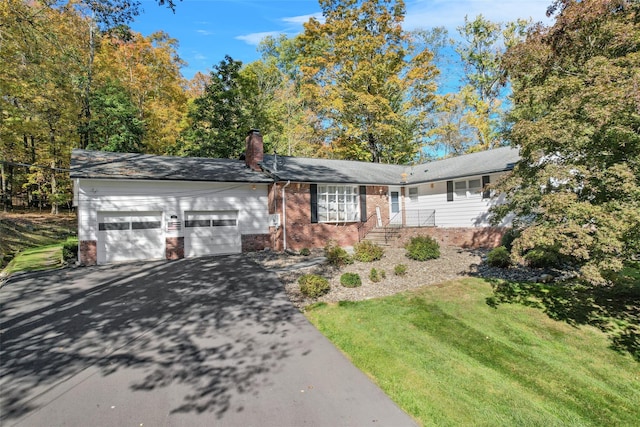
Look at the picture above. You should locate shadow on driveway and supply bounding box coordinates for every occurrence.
[1,255,416,426]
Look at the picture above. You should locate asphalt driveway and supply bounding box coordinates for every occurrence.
[0,255,416,426]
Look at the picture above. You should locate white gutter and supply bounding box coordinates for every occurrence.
[281,180,291,251]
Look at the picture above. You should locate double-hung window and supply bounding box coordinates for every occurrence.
[454,178,482,198]
[316,185,360,222]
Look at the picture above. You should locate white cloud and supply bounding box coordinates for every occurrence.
[236,12,324,46]
[281,12,324,25]
[196,29,214,36]
[404,0,552,32]
[235,31,284,46]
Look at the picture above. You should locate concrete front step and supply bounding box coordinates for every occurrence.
[363,228,402,246]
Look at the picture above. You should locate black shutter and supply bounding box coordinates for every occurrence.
[359,186,367,222]
[310,184,318,223]
[447,180,453,202]
[482,175,490,199]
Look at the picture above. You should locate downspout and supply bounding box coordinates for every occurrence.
[281,180,291,251]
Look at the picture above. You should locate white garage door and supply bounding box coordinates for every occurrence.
[97,212,164,264]
[184,211,241,258]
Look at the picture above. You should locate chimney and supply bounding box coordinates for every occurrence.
[245,129,264,171]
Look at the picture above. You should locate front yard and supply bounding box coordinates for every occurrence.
[305,278,640,426]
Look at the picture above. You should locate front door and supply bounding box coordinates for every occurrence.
[388,187,402,226]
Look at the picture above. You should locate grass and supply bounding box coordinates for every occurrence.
[0,212,76,271]
[2,237,77,276]
[305,278,640,426]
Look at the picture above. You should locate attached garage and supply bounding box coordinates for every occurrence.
[184,211,241,257]
[97,211,164,264]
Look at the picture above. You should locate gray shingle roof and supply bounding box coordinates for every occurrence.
[260,155,407,185]
[407,146,520,183]
[71,146,520,185]
[261,146,519,184]
[70,149,273,183]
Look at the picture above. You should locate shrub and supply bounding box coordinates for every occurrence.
[353,240,384,262]
[62,240,79,262]
[524,248,561,268]
[405,236,440,261]
[394,264,407,276]
[380,270,386,279]
[324,241,353,266]
[298,274,330,298]
[370,268,381,283]
[487,246,511,268]
[500,228,521,252]
[340,272,362,288]
[299,247,311,256]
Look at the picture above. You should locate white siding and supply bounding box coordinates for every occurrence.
[76,179,269,243]
[404,173,512,228]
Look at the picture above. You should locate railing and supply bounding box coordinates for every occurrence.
[405,209,436,227]
[359,208,437,242]
[357,210,379,242]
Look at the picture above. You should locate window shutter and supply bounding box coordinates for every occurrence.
[482,175,490,199]
[446,181,453,202]
[359,186,367,222]
[310,184,318,223]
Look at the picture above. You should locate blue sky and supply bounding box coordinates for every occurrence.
[133,0,553,80]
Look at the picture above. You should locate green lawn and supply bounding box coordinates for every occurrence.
[2,238,77,276]
[305,278,640,426]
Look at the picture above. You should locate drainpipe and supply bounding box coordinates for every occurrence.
[281,180,291,251]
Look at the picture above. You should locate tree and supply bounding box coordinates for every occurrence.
[455,15,530,151]
[297,0,438,163]
[84,80,145,152]
[96,31,187,154]
[178,56,251,159]
[254,35,327,157]
[491,0,640,285]
[426,87,477,156]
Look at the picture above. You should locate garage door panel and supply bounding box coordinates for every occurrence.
[98,212,164,264]
[184,211,241,257]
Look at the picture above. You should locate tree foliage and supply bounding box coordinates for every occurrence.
[491,0,640,285]
[297,0,438,163]
[178,56,251,159]
[1,0,187,212]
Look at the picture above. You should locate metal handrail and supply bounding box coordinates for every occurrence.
[357,210,379,241]
[405,209,436,227]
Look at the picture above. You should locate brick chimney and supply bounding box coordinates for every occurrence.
[245,129,264,171]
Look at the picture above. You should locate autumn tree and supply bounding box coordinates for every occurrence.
[253,35,327,157]
[454,15,529,151]
[297,0,438,163]
[491,0,640,285]
[178,56,252,159]
[94,31,187,154]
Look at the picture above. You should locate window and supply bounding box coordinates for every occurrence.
[185,219,210,228]
[316,185,360,223]
[454,179,482,198]
[408,187,418,200]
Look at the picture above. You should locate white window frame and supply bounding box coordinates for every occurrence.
[454,178,482,198]
[317,185,360,223]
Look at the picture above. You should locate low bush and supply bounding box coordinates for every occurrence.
[370,268,381,283]
[353,240,384,262]
[487,246,511,268]
[62,239,79,262]
[405,236,440,261]
[524,248,561,268]
[500,228,521,252]
[340,272,362,288]
[299,247,311,256]
[394,264,408,276]
[299,274,330,298]
[324,241,353,266]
